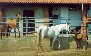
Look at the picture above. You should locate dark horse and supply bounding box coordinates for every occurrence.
[73,26,88,50]
[5,13,22,38]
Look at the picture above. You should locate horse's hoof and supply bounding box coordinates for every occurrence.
[50,48,53,51]
[36,48,39,53]
[36,50,40,53]
[42,51,44,52]
[36,51,43,53]
[76,48,80,50]
[85,47,87,50]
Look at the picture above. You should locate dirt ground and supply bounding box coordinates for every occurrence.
[0,48,91,56]
[0,35,91,56]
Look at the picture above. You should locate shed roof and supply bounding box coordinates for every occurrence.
[0,0,91,4]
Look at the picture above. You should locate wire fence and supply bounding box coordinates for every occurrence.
[0,17,91,38]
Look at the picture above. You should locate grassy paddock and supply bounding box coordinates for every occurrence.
[0,36,50,52]
[0,35,91,56]
[0,35,91,52]
[0,37,37,52]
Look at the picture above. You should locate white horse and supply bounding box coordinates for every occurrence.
[37,23,70,52]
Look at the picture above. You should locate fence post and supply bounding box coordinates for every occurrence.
[66,18,69,37]
[26,17,28,37]
[0,28,2,39]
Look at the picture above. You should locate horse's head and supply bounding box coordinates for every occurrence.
[61,23,70,32]
[66,23,70,32]
[16,13,22,21]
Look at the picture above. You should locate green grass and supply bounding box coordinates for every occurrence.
[0,37,37,52]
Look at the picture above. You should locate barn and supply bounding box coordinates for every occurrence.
[0,0,91,35]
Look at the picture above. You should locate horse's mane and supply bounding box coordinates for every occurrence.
[7,18,13,20]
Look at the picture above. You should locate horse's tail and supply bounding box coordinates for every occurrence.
[37,27,43,46]
[37,27,42,37]
[37,28,40,34]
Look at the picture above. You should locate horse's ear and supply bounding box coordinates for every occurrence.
[16,13,21,15]
[66,23,68,28]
